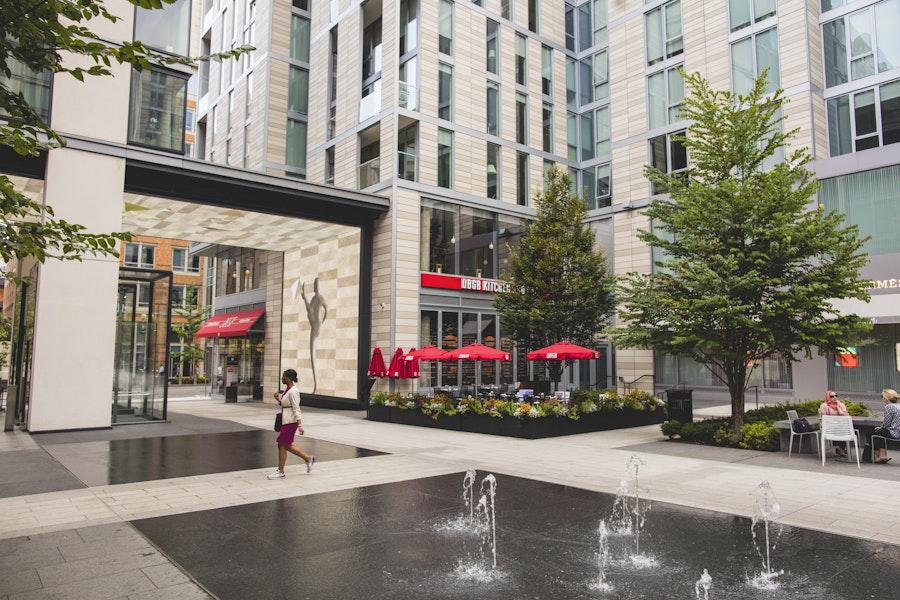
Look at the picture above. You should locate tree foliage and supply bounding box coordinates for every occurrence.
[608,70,871,437]
[493,168,615,386]
[170,285,210,384]
[0,0,251,284]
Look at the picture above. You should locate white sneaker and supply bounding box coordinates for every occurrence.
[306,456,316,473]
[267,470,285,480]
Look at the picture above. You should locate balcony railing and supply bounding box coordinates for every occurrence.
[399,81,418,111]
[358,156,381,189]
[397,151,417,181]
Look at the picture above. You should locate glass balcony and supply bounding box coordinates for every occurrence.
[397,151,417,181]
[358,156,380,189]
[399,82,419,111]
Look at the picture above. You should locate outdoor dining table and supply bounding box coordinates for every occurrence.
[776,414,884,454]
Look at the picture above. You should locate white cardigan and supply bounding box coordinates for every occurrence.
[279,386,302,424]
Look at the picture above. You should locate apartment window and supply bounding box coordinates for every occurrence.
[593,49,609,101]
[325,147,335,185]
[648,66,684,129]
[290,14,311,62]
[288,67,309,115]
[328,28,340,135]
[827,79,900,155]
[649,131,687,194]
[172,248,200,273]
[542,46,553,96]
[516,34,527,86]
[646,0,683,66]
[487,82,500,136]
[543,102,554,152]
[578,2,591,52]
[578,58,592,106]
[400,0,419,56]
[293,0,309,9]
[593,0,608,45]
[728,0,776,32]
[487,20,499,75]
[128,68,187,153]
[3,59,52,122]
[731,27,780,96]
[487,142,500,199]
[400,58,419,111]
[439,0,453,56]
[226,91,233,135]
[398,124,417,181]
[566,58,577,107]
[361,19,383,120]
[516,92,528,144]
[124,243,156,269]
[502,0,512,21]
[529,0,539,33]
[171,284,200,310]
[516,151,529,206]
[595,106,610,156]
[823,0,900,88]
[438,129,453,188]
[439,63,453,121]
[580,111,594,160]
[286,118,307,169]
[360,137,381,188]
[595,163,611,209]
[565,3,576,51]
[567,112,577,161]
[134,0,190,56]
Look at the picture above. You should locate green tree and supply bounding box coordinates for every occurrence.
[170,285,210,385]
[1,0,250,284]
[608,70,871,438]
[493,167,616,389]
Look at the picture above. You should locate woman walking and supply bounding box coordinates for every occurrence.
[268,369,315,479]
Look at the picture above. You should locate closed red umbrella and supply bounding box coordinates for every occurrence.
[367,348,387,378]
[387,347,406,378]
[527,341,600,361]
[402,347,420,378]
[443,343,511,361]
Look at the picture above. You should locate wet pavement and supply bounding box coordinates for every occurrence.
[1,398,900,599]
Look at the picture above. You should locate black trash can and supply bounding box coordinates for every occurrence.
[666,388,693,422]
[225,384,238,403]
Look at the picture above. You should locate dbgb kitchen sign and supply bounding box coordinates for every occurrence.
[421,272,511,294]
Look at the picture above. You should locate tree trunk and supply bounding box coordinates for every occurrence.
[726,364,748,438]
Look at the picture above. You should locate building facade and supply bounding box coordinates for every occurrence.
[3,0,900,432]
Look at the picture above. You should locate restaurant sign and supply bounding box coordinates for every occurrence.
[421,272,511,294]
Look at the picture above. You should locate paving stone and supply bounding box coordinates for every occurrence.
[0,569,41,595]
[9,569,156,600]
[126,583,213,600]
[139,564,190,588]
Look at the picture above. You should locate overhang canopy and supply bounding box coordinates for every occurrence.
[195,308,265,338]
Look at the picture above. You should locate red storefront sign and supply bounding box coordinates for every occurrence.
[420,272,511,294]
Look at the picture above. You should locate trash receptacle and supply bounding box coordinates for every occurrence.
[666,388,693,422]
[225,384,238,403]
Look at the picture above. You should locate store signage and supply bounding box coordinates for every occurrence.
[421,272,511,294]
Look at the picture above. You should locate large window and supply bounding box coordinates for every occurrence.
[3,59,52,122]
[820,164,900,256]
[128,68,187,153]
[731,27,780,96]
[438,63,453,120]
[437,128,453,189]
[290,14,311,62]
[487,82,500,136]
[648,65,684,129]
[655,352,791,390]
[593,50,609,101]
[487,142,500,200]
[486,19,499,75]
[543,102,554,153]
[649,131,687,194]
[516,34,527,86]
[134,0,190,56]
[516,151,529,206]
[823,0,900,88]
[728,0,776,33]
[286,119,307,169]
[439,0,453,56]
[398,124,417,181]
[827,79,900,156]
[124,243,156,269]
[594,106,610,156]
[516,93,528,144]
[542,45,553,96]
[288,66,309,115]
[215,248,265,296]
[172,248,200,273]
[645,0,683,67]
[828,324,900,393]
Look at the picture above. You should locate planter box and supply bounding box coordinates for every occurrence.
[368,405,665,439]
[367,404,392,423]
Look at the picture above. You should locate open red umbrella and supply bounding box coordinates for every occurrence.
[443,343,511,361]
[401,347,421,378]
[407,346,450,361]
[367,348,387,378]
[387,347,406,378]
[527,341,600,361]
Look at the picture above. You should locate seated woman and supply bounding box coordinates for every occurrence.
[819,390,850,457]
[872,389,900,464]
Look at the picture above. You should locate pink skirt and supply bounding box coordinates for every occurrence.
[276,422,298,444]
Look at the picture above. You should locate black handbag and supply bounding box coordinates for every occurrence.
[274,412,283,432]
[792,417,813,433]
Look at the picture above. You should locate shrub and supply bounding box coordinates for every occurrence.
[739,421,780,451]
[679,419,727,444]
[661,420,683,439]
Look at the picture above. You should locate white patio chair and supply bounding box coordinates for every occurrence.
[820,415,860,468]
[786,410,819,458]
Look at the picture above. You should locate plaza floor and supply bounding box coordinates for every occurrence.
[1,398,899,599]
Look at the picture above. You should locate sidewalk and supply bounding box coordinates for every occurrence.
[1,399,899,598]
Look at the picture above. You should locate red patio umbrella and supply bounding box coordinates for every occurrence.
[387,347,406,378]
[402,347,421,378]
[527,341,600,361]
[407,346,450,361]
[443,343,511,361]
[367,348,387,378]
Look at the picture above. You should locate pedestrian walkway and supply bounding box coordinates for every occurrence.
[1,399,899,598]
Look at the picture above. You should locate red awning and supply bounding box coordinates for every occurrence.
[195,308,265,338]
